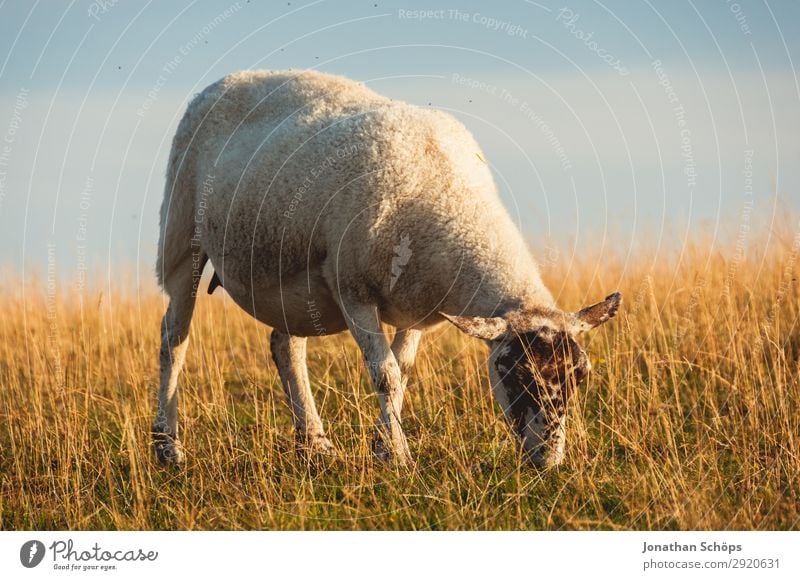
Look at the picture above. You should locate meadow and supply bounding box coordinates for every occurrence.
[1,224,799,530]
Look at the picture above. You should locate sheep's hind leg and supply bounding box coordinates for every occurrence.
[342,302,412,467]
[270,330,334,454]
[153,255,201,464]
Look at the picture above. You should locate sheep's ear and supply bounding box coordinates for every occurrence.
[569,292,622,334]
[439,312,508,340]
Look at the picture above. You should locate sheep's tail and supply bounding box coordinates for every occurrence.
[156,111,198,288]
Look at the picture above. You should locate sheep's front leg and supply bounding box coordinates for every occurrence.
[390,328,423,418]
[270,330,333,454]
[343,303,412,466]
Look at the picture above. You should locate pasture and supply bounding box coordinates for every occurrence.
[1,227,798,530]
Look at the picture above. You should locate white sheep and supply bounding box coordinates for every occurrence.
[154,69,621,468]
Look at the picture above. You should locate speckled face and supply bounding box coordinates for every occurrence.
[440,292,621,467]
[488,327,590,467]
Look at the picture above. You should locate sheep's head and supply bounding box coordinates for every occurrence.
[441,292,621,468]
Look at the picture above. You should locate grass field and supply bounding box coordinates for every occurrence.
[2,226,799,530]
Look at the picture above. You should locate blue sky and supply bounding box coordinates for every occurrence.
[0,0,798,287]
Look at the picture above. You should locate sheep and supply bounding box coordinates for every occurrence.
[154,69,621,468]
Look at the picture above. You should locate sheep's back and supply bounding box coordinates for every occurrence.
[181,70,546,313]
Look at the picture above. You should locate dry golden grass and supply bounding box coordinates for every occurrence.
[1,226,799,530]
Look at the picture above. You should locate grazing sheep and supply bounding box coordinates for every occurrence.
[154,69,621,468]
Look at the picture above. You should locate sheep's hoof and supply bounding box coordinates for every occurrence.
[296,433,335,456]
[153,429,186,464]
[371,429,413,468]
